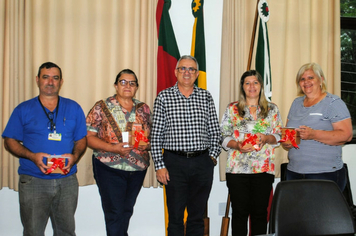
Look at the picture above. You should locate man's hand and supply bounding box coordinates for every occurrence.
[156,168,170,185]
[29,152,51,174]
[4,137,51,174]
[60,136,87,172]
[61,154,76,171]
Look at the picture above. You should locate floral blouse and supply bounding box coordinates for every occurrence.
[220,101,283,174]
[86,95,151,171]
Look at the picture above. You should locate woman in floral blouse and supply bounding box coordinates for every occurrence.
[86,69,151,236]
[220,70,283,236]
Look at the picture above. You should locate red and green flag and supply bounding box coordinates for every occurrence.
[191,0,206,89]
[156,0,180,95]
[255,0,272,100]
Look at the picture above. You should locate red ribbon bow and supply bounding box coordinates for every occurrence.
[45,158,69,175]
[241,134,260,151]
[133,130,149,148]
[279,129,299,149]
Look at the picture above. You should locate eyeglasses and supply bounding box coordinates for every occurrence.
[118,80,138,87]
[177,67,198,74]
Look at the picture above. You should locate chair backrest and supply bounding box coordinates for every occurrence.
[269,179,356,236]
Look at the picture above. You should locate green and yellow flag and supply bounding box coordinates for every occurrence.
[191,0,206,89]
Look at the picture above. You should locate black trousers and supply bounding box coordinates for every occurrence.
[226,173,274,236]
[164,150,214,236]
[93,157,146,236]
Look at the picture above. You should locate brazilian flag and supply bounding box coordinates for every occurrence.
[191,0,206,89]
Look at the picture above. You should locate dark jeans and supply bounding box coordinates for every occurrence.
[93,157,146,236]
[164,150,214,236]
[226,173,274,236]
[19,174,78,236]
[286,166,347,191]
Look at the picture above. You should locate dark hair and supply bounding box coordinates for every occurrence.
[237,70,269,118]
[37,62,62,79]
[114,69,139,87]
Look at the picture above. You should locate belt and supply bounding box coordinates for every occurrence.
[166,149,208,158]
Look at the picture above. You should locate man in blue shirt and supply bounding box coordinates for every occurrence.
[2,62,87,236]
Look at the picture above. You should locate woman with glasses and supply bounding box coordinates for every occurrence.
[220,70,283,236]
[86,69,151,236]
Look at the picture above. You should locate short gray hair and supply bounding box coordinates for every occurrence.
[175,55,199,71]
[295,62,326,96]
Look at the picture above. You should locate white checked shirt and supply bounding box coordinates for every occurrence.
[151,83,222,170]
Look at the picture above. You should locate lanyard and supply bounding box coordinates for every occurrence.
[38,96,59,132]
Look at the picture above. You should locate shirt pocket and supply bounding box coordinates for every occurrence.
[64,119,76,138]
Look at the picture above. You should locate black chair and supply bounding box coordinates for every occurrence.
[280,163,356,224]
[343,163,356,223]
[268,179,356,236]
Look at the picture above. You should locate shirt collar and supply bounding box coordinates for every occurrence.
[172,82,199,96]
[109,95,140,107]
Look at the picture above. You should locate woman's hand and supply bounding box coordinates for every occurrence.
[256,133,277,149]
[227,140,255,153]
[281,142,294,150]
[256,133,266,149]
[294,119,352,146]
[111,142,133,156]
[137,142,151,151]
[296,126,313,140]
[239,143,256,153]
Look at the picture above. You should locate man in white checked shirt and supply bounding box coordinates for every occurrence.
[151,55,222,236]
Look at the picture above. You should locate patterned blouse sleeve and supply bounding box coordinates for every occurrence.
[269,103,283,143]
[220,103,235,151]
[86,101,102,133]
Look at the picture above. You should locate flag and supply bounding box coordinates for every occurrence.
[156,0,180,95]
[191,0,206,89]
[255,0,272,100]
[156,2,181,234]
[190,2,209,231]
[253,2,273,234]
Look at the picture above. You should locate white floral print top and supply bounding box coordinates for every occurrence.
[220,101,283,174]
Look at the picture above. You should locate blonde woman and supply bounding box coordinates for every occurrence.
[282,63,352,190]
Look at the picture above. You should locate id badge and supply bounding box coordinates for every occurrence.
[48,132,62,141]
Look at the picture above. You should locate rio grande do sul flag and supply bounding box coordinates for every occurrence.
[255,0,272,100]
[156,0,180,95]
[191,0,206,89]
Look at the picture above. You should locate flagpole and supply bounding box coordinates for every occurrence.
[247,0,260,71]
[220,1,260,236]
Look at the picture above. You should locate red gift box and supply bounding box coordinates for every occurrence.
[131,130,149,148]
[279,128,300,148]
[241,133,260,151]
[45,157,69,175]
[130,124,148,148]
